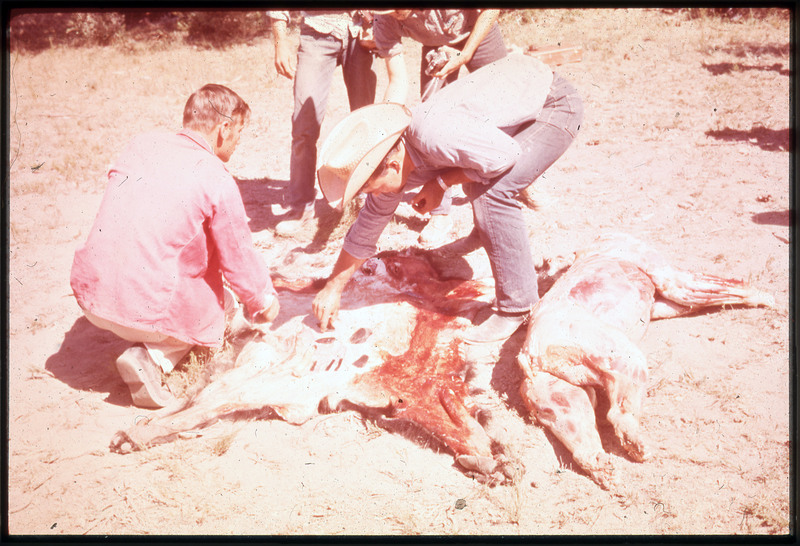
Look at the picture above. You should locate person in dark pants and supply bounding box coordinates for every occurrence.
[267,10,377,236]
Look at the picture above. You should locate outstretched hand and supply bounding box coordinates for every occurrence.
[312,282,343,332]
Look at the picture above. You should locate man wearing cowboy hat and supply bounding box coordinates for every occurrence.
[312,54,583,344]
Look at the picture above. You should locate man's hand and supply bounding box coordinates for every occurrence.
[312,282,343,332]
[271,20,296,79]
[311,249,365,332]
[411,178,446,214]
[273,41,296,79]
[252,294,280,323]
[359,26,376,50]
[431,45,465,79]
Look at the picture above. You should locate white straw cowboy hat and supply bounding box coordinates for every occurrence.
[317,103,412,210]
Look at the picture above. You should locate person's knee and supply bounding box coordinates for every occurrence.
[568,97,585,136]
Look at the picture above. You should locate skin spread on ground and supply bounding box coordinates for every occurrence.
[7,9,792,536]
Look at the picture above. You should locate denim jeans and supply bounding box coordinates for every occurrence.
[287,25,377,209]
[421,23,507,216]
[463,72,584,314]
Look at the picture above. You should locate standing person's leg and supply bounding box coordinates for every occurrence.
[341,33,377,110]
[282,29,342,218]
[463,73,583,343]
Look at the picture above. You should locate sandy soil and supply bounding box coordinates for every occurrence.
[6,9,793,536]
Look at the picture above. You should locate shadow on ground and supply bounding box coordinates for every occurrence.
[45,317,132,407]
[705,126,791,152]
[718,42,791,58]
[237,177,362,254]
[702,61,790,77]
[752,209,793,227]
[236,177,287,232]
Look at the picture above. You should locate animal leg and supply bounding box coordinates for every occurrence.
[582,233,774,310]
[593,339,650,463]
[652,270,775,309]
[110,340,352,452]
[650,297,691,320]
[520,371,617,490]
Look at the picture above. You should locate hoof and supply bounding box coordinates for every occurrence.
[574,450,619,490]
[455,454,510,485]
[109,431,141,454]
[621,436,649,463]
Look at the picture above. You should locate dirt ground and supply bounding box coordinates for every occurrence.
[6,8,793,536]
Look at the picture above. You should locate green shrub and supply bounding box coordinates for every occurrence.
[182,10,268,49]
[7,9,271,53]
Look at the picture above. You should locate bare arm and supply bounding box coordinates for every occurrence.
[271,17,296,79]
[433,9,500,78]
[382,54,409,104]
[312,249,366,331]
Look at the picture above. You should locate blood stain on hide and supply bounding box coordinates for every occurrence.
[551,392,572,408]
[354,307,488,458]
[110,251,500,479]
[272,276,327,294]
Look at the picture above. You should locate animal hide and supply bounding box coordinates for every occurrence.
[110,249,512,482]
[109,235,772,488]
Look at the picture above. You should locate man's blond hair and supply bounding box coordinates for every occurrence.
[183,84,251,133]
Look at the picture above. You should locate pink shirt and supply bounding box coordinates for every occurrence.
[71,129,275,346]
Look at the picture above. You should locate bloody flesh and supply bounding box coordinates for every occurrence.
[351,306,491,459]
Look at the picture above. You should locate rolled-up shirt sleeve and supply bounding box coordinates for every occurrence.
[208,176,276,318]
[372,14,404,58]
[342,190,405,259]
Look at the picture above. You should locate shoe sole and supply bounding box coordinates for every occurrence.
[116,353,173,409]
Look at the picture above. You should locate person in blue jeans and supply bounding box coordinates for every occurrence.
[312,54,584,344]
[372,9,508,247]
[268,11,377,236]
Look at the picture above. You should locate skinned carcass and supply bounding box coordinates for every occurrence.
[516,233,774,490]
[110,249,512,482]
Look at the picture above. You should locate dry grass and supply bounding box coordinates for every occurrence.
[211,429,239,457]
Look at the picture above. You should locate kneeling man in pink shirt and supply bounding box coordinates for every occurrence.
[70,84,279,409]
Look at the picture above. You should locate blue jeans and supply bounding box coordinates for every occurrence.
[463,72,584,314]
[287,25,377,209]
[421,23,507,216]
